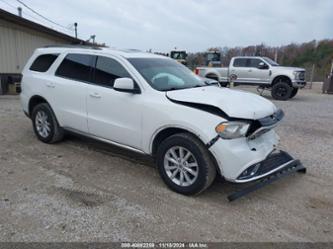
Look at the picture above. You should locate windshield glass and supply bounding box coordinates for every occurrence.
[207,53,221,62]
[129,58,205,91]
[263,57,279,66]
[170,51,187,60]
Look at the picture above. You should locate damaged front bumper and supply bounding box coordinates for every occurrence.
[235,150,296,183]
[228,158,306,202]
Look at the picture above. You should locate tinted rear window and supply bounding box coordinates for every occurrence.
[29,54,59,72]
[233,58,247,67]
[55,54,95,82]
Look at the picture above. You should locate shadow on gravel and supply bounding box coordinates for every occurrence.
[60,133,304,203]
[65,133,155,168]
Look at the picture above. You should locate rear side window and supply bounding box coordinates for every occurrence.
[94,56,130,87]
[55,54,95,82]
[233,58,247,67]
[29,54,59,72]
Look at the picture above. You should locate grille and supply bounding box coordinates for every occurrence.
[237,151,294,180]
[257,151,293,175]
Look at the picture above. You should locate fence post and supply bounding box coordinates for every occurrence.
[309,64,315,89]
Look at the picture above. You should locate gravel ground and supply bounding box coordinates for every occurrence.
[0,84,332,242]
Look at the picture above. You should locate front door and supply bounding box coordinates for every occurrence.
[86,56,142,150]
[246,58,271,84]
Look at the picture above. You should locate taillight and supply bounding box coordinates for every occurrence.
[195,68,199,75]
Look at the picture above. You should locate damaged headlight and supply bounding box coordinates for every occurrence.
[215,121,250,139]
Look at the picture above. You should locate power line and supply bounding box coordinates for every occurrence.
[1,0,73,36]
[16,0,71,31]
[0,0,47,25]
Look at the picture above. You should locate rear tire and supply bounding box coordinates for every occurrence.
[156,133,216,195]
[31,103,64,144]
[290,88,299,99]
[271,82,292,100]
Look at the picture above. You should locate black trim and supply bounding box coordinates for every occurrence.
[228,160,306,202]
[113,87,141,94]
[233,82,271,87]
[237,150,293,180]
[206,135,220,148]
[246,109,284,136]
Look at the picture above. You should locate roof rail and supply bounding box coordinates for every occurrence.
[42,44,102,50]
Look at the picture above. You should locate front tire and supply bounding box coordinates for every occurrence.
[32,103,64,144]
[156,133,216,195]
[271,81,292,100]
[290,87,299,99]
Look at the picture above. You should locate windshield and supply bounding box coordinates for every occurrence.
[207,53,221,62]
[129,58,205,91]
[263,57,279,66]
[170,51,187,60]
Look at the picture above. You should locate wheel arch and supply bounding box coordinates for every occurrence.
[151,126,221,175]
[151,127,198,156]
[28,95,51,117]
[272,75,292,87]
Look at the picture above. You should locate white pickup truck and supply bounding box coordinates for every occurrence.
[195,56,306,100]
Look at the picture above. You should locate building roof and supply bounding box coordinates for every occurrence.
[0,8,86,44]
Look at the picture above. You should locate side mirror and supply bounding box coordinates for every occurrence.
[258,62,268,70]
[114,78,140,94]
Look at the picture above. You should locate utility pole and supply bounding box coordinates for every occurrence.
[274,48,278,62]
[91,35,96,45]
[74,22,78,39]
[310,41,319,89]
[17,7,22,17]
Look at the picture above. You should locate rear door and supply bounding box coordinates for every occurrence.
[50,53,95,132]
[86,56,143,149]
[229,58,249,83]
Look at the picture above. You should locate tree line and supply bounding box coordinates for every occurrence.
[187,39,333,81]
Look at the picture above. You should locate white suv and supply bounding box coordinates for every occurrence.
[20,46,304,199]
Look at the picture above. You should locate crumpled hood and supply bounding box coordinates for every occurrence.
[167,86,277,120]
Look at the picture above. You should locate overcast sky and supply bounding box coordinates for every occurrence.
[1,0,333,52]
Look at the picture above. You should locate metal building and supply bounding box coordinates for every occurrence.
[0,8,86,94]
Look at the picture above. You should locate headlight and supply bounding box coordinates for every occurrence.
[293,71,302,80]
[215,121,250,139]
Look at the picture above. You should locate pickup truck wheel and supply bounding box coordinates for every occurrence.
[220,82,228,87]
[32,103,64,144]
[290,88,299,99]
[271,82,292,100]
[156,133,216,195]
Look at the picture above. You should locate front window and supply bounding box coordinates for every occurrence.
[263,57,279,66]
[128,58,205,91]
[207,53,221,62]
[170,51,187,60]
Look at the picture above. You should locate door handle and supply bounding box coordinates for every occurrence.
[46,83,55,88]
[248,69,253,72]
[89,93,101,99]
